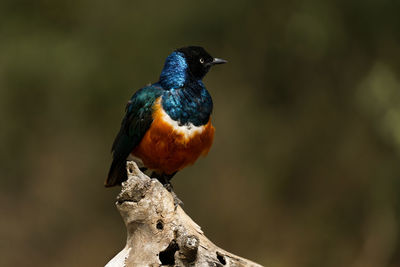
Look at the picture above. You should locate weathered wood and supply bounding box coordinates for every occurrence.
[105,161,263,267]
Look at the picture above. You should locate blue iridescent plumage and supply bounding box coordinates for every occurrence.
[161,83,213,126]
[159,51,213,126]
[159,52,187,89]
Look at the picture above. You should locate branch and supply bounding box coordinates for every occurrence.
[105,161,263,267]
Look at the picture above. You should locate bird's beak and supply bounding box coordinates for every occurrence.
[211,58,228,65]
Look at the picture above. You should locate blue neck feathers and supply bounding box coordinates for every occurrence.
[158,52,213,126]
[159,52,187,89]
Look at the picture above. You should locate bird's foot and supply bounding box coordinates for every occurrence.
[163,183,184,208]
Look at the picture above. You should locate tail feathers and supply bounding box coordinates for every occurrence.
[105,159,128,187]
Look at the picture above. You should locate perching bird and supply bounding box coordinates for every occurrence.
[105,46,226,187]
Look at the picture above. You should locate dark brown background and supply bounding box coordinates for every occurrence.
[1,0,400,266]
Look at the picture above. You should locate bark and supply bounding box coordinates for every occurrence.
[105,161,263,267]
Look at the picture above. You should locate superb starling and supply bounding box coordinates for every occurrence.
[106,46,226,187]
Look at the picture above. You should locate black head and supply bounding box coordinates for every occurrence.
[176,46,227,79]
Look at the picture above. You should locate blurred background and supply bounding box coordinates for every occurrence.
[1,0,400,266]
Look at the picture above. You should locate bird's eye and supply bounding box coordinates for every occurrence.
[199,58,205,64]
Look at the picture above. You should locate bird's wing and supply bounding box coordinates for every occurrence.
[105,85,163,187]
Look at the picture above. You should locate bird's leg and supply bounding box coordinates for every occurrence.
[164,182,184,208]
[158,173,183,208]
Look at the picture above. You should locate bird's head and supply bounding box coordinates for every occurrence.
[176,46,227,79]
[160,46,227,89]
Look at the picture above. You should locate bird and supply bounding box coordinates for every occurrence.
[105,46,227,188]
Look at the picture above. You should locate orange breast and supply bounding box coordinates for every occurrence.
[132,98,215,175]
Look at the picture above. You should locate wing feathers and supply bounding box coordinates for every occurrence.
[105,86,162,187]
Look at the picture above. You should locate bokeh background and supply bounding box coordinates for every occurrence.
[1,0,400,266]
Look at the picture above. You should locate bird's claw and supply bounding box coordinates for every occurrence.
[163,183,184,208]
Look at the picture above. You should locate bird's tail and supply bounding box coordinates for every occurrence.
[105,159,128,187]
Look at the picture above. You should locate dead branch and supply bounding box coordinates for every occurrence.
[105,161,263,267]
